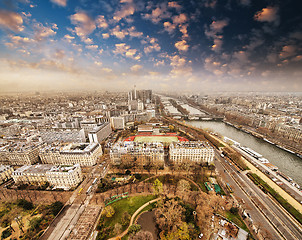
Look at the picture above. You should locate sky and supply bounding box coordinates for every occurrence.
[0,0,301,93]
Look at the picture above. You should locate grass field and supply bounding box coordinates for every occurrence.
[134,136,178,143]
[97,195,156,239]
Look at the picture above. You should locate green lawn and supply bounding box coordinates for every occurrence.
[109,195,156,227]
[224,211,249,232]
[97,195,156,239]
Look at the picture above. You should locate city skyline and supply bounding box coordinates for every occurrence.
[0,0,301,93]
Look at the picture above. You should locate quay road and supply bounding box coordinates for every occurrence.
[215,151,302,240]
[233,145,302,203]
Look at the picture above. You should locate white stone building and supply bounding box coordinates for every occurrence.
[0,165,14,184]
[46,164,83,190]
[0,142,41,165]
[110,141,164,166]
[12,164,83,190]
[40,143,102,166]
[169,141,214,164]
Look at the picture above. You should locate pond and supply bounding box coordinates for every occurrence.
[136,210,158,239]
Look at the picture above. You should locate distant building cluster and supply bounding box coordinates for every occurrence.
[110,141,164,166]
[169,141,214,164]
[12,164,83,190]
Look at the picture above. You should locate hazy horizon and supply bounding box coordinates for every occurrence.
[0,0,301,92]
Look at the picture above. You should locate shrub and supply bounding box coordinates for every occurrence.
[120,211,131,226]
[17,199,34,210]
[50,201,64,216]
[128,224,141,234]
[230,207,239,215]
[1,228,12,239]
[30,217,42,231]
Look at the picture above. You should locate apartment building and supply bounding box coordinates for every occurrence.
[110,141,164,166]
[12,164,83,190]
[0,165,14,184]
[39,128,86,143]
[0,142,41,165]
[169,141,214,164]
[40,142,102,166]
[46,164,83,190]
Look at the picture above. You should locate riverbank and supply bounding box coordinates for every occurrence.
[223,121,302,158]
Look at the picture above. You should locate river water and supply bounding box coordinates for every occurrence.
[186,120,302,186]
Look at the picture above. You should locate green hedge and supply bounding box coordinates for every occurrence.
[247,173,302,224]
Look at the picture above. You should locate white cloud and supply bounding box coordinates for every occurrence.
[94,61,102,66]
[102,33,109,39]
[172,13,187,25]
[0,9,24,32]
[130,64,142,72]
[205,19,229,52]
[50,0,67,7]
[254,6,279,25]
[111,25,128,39]
[279,45,296,59]
[175,39,189,51]
[34,23,57,41]
[70,12,96,40]
[113,3,135,22]
[114,43,140,60]
[96,15,108,29]
[85,45,98,50]
[144,37,161,54]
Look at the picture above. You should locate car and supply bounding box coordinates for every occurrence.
[199,233,204,238]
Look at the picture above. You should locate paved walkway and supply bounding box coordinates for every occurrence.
[108,198,160,240]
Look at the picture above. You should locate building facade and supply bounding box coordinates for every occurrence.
[46,164,83,190]
[169,141,214,164]
[88,122,112,144]
[0,165,14,184]
[110,141,164,166]
[0,142,41,165]
[40,143,102,166]
[12,164,83,190]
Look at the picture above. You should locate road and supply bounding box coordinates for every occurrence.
[215,151,302,240]
[214,154,281,239]
[41,163,107,240]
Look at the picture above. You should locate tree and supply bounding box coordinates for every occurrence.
[29,217,42,231]
[208,163,216,177]
[16,199,34,210]
[176,180,190,200]
[152,178,163,196]
[104,205,115,218]
[155,199,184,232]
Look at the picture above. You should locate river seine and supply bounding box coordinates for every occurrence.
[186,120,302,186]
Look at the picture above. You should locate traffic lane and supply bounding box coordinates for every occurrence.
[221,157,301,240]
[214,159,282,239]
[239,172,302,239]
[214,157,281,239]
